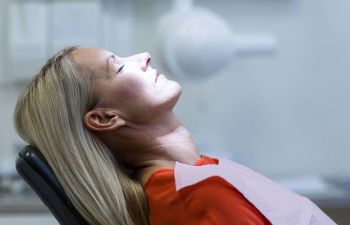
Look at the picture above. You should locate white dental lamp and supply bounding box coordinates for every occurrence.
[156,0,277,81]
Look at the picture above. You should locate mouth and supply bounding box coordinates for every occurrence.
[155,70,160,83]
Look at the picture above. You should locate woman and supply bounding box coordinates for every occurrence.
[14,47,336,225]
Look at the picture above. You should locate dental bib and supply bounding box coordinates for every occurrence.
[174,158,336,225]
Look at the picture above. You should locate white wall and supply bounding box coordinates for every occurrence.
[0,0,349,179]
[187,0,350,176]
[0,0,5,83]
[132,0,350,176]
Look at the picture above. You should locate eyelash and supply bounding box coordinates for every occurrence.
[117,65,124,73]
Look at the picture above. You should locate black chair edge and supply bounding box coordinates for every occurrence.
[16,145,88,225]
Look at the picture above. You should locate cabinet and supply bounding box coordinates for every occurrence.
[1,0,133,84]
[0,214,58,225]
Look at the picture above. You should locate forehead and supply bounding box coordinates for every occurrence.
[70,48,114,76]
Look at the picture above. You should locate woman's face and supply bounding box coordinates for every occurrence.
[72,48,182,123]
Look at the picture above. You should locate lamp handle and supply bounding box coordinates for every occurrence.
[233,34,277,55]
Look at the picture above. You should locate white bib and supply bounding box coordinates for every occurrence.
[174,157,336,225]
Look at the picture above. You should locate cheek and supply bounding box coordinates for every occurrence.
[105,77,181,122]
[113,78,156,113]
[118,78,151,101]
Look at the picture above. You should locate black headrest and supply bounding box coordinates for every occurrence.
[16,145,88,225]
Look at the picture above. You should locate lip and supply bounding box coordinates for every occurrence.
[155,70,160,83]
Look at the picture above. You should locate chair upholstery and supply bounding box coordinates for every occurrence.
[16,145,88,225]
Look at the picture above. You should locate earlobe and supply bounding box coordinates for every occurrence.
[83,109,125,132]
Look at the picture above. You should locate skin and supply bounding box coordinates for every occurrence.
[70,48,201,186]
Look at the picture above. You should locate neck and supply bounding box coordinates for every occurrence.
[106,112,201,185]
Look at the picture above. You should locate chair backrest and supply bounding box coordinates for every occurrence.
[16,145,88,225]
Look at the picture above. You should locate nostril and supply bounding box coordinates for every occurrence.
[142,54,151,71]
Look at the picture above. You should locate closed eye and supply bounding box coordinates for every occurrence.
[117,65,125,73]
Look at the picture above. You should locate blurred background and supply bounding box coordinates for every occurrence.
[0,0,349,224]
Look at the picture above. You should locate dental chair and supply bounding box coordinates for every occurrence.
[16,145,88,225]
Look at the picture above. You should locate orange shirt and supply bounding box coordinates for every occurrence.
[144,155,272,225]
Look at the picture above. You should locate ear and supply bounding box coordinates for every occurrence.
[83,109,126,132]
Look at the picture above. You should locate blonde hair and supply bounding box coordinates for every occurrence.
[14,47,150,225]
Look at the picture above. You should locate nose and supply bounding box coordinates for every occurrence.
[140,52,151,72]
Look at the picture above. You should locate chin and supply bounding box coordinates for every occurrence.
[161,83,182,111]
[172,80,182,93]
[172,81,182,100]
[171,85,182,108]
